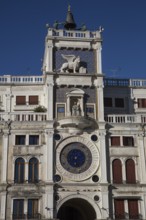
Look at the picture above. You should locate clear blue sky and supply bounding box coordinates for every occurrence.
[0,0,146,78]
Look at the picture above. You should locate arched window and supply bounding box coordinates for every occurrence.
[14,158,25,183]
[28,158,39,183]
[112,159,122,184]
[126,159,136,184]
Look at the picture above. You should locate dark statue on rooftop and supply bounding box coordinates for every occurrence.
[49,5,87,31]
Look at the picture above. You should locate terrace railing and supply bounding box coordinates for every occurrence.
[0,112,146,124]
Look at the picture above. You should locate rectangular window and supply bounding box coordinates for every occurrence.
[29,96,39,105]
[28,199,38,219]
[57,104,65,119]
[13,199,24,219]
[123,136,134,146]
[15,135,26,145]
[128,200,139,219]
[114,199,125,219]
[115,98,124,108]
[104,97,112,107]
[138,98,146,108]
[29,135,39,145]
[85,104,95,118]
[16,96,26,105]
[111,136,120,146]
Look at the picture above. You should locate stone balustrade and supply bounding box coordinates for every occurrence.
[104,78,146,87]
[0,75,44,84]
[0,112,47,122]
[105,114,146,123]
[0,112,146,124]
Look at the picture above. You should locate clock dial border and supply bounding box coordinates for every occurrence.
[56,136,99,181]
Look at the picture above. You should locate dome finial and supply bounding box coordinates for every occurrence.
[68,4,71,12]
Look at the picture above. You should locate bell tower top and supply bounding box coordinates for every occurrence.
[64,5,77,30]
[42,5,104,75]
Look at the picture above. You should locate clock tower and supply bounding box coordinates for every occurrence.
[43,5,108,220]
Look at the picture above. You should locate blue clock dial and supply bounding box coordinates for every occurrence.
[60,142,92,174]
[67,149,85,167]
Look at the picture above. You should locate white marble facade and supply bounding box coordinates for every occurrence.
[0,13,146,220]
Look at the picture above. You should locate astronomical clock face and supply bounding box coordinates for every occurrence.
[60,142,92,174]
[56,137,99,181]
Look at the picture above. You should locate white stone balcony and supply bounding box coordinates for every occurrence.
[0,112,146,124]
[105,114,146,123]
[0,75,44,84]
[0,112,47,122]
[104,78,146,87]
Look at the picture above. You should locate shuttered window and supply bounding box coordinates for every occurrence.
[128,200,139,219]
[115,98,124,108]
[29,96,38,105]
[85,104,95,118]
[28,199,38,219]
[28,157,39,183]
[104,97,113,107]
[15,135,26,145]
[126,159,136,184]
[16,96,26,105]
[138,98,146,108]
[57,104,65,119]
[29,135,39,145]
[112,159,122,184]
[14,158,25,183]
[114,199,125,219]
[13,199,24,219]
[111,136,120,146]
[123,136,134,146]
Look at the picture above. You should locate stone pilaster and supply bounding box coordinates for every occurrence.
[96,45,102,74]
[46,76,54,120]
[95,78,104,122]
[0,192,6,219]
[137,132,146,183]
[99,130,108,183]
[140,195,146,220]
[47,44,53,72]
[44,130,54,182]
[1,132,9,183]
[44,39,53,72]
[101,187,109,219]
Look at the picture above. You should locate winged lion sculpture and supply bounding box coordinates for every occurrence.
[60,54,80,73]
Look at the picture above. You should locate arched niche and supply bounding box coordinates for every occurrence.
[66,89,85,117]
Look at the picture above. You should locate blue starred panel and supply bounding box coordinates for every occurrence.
[54,49,96,73]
